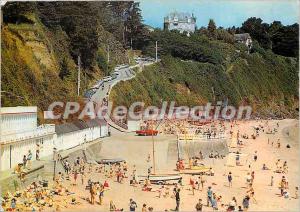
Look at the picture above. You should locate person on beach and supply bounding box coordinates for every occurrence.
[262,164,270,170]
[270,176,274,186]
[250,191,257,203]
[98,184,104,205]
[158,186,164,198]
[251,171,255,183]
[175,188,180,211]
[228,172,233,187]
[275,159,281,169]
[190,177,196,195]
[90,183,96,205]
[10,198,16,211]
[238,205,243,211]
[195,199,203,211]
[280,176,287,196]
[242,196,250,211]
[236,153,240,166]
[200,175,206,190]
[211,193,218,211]
[199,151,204,160]
[81,172,85,185]
[23,155,27,168]
[73,171,78,185]
[246,173,251,187]
[142,204,147,212]
[104,180,109,188]
[283,161,288,173]
[253,151,257,162]
[147,167,152,177]
[27,150,32,170]
[110,200,117,211]
[36,144,40,161]
[207,186,213,206]
[277,139,281,148]
[129,198,137,211]
[228,197,237,211]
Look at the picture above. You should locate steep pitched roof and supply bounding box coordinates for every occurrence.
[55,123,80,135]
[55,118,107,135]
[234,33,251,42]
[164,12,196,23]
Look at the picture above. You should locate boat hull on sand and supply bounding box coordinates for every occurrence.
[179,166,210,175]
[138,174,182,184]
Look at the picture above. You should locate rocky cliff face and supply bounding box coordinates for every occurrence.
[1,12,129,123]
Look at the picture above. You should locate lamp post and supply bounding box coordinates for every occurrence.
[53,147,58,181]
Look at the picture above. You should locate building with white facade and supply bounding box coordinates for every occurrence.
[0,106,56,171]
[164,12,196,35]
[234,33,253,48]
[0,106,109,171]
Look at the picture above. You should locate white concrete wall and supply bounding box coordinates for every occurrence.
[0,134,55,171]
[54,125,108,151]
[0,124,109,171]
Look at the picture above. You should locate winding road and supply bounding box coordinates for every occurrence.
[86,58,157,131]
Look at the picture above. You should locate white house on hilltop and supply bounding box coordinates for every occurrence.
[234,33,253,49]
[164,12,196,36]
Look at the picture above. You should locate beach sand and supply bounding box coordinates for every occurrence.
[53,119,299,211]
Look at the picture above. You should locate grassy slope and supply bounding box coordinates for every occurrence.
[110,44,298,118]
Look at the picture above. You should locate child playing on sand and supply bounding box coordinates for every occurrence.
[253,151,258,162]
[190,177,196,195]
[277,139,281,148]
[283,161,288,174]
[270,176,274,186]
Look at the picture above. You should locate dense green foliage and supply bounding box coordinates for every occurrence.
[3,1,145,69]
[235,17,299,57]
[111,31,299,118]
[143,30,237,65]
[1,1,139,122]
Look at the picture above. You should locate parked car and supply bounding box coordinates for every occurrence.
[103,76,112,82]
[136,129,158,136]
[111,72,120,79]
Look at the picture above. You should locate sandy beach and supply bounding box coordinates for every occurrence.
[31,119,299,212]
